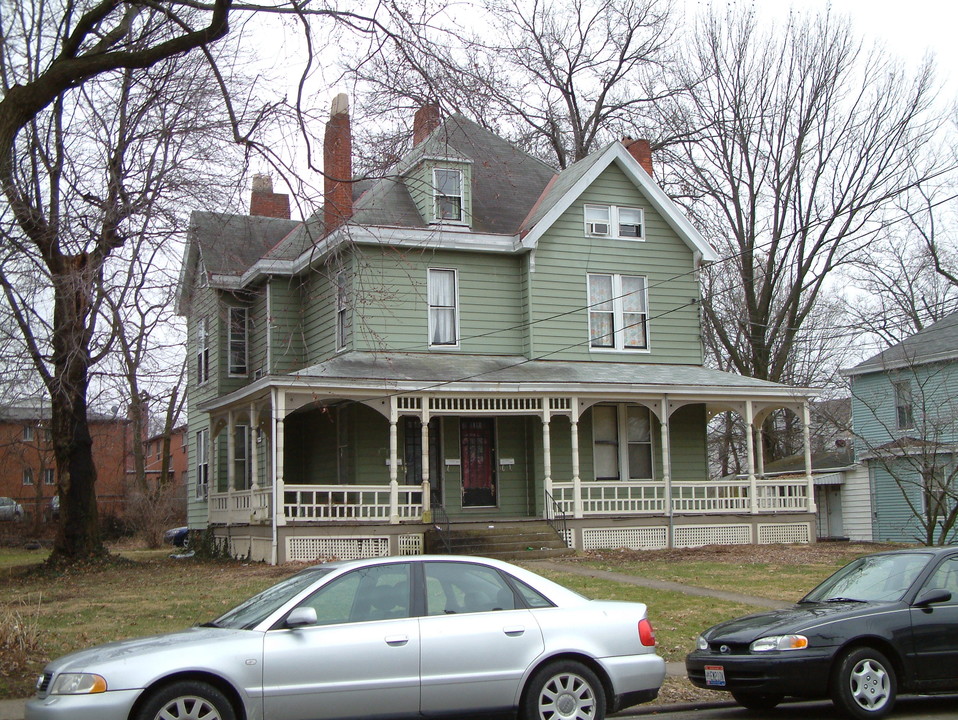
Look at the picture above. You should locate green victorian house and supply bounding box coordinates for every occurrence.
[176,96,818,564]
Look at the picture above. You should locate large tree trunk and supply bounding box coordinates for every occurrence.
[48,263,104,563]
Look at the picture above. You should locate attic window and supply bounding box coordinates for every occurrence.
[584,204,644,240]
[433,168,463,222]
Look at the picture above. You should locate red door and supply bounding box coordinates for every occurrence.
[461,418,496,507]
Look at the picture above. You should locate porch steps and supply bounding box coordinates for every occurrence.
[425,520,575,561]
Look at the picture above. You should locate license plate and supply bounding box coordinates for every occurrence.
[704,665,726,687]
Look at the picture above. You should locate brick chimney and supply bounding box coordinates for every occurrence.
[623,137,653,177]
[249,174,291,219]
[413,103,441,147]
[323,93,352,233]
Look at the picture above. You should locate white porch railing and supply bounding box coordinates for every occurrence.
[210,479,807,525]
[553,479,809,516]
[209,487,272,524]
[283,484,424,521]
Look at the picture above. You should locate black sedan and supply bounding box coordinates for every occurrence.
[686,547,958,719]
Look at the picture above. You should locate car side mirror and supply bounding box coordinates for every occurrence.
[914,588,952,607]
[285,606,318,628]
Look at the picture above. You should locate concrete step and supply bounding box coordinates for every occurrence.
[425,520,573,560]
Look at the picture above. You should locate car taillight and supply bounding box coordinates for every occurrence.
[638,618,656,646]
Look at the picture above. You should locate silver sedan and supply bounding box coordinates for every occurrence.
[26,555,664,720]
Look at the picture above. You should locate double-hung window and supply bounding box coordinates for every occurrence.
[196,428,209,499]
[894,380,914,430]
[197,317,210,384]
[228,307,248,376]
[588,273,649,351]
[234,425,252,490]
[43,468,55,485]
[428,268,459,347]
[22,468,34,485]
[584,204,644,240]
[433,169,463,222]
[592,404,654,480]
[336,271,351,351]
[23,425,34,442]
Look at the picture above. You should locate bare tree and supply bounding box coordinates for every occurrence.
[345,0,677,171]
[655,8,952,459]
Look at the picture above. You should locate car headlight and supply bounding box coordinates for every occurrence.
[696,635,709,651]
[750,634,808,652]
[49,673,107,695]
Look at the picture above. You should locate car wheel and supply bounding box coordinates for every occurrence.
[831,647,897,720]
[522,660,606,720]
[731,690,783,711]
[136,681,236,720]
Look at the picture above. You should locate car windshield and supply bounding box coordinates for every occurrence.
[803,553,932,603]
[210,567,334,629]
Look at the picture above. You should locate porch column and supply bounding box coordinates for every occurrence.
[250,403,260,491]
[421,402,432,522]
[571,399,582,519]
[542,409,553,519]
[389,397,400,525]
[271,388,287,566]
[661,396,673,518]
[744,400,758,514]
[226,411,236,526]
[802,402,817,513]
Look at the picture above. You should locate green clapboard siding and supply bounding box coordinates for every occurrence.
[529,162,702,364]
[347,246,524,354]
[268,277,306,374]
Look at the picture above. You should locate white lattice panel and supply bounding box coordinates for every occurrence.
[398,534,424,555]
[582,527,668,551]
[286,536,389,562]
[758,523,811,545]
[673,524,751,548]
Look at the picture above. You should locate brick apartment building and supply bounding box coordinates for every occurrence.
[0,404,131,522]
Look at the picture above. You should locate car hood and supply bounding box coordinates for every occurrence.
[703,601,894,644]
[44,626,260,689]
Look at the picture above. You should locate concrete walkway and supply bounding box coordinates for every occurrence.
[1,563,785,720]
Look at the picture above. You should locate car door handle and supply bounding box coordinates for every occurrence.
[384,634,409,646]
[503,626,525,636]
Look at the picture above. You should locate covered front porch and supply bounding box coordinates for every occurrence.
[199,353,818,563]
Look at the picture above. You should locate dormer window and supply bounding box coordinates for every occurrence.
[434,168,463,221]
[584,204,645,240]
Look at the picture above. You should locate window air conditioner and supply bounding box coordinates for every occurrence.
[588,222,610,235]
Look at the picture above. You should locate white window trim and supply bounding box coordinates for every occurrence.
[336,271,350,352]
[587,273,650,353]
[228,307,248,377]
[427,268,461,349]
[583,204,645,241]
[591,404,655,481]
[234,424,252,490]
[893,379,915,431]
[23,425,34,442]
[196,428,209,499]
[432,168,466,225]
[43,468,55,485]
[197,317,210,385]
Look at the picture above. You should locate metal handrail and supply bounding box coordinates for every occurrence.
[544,490,570,547]
[431,501,452,553]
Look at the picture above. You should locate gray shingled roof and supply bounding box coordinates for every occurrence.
[847,310,958,375]
[289,351,806,395]
[520,145,606,232]
[190,212,300,276]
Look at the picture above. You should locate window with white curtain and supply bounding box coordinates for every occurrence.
[428,268,459,347]
[588,273,649,351]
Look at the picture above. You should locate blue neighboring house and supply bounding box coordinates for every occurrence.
[845,312,958,544]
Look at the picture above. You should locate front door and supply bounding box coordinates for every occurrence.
[461,418,496,507]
